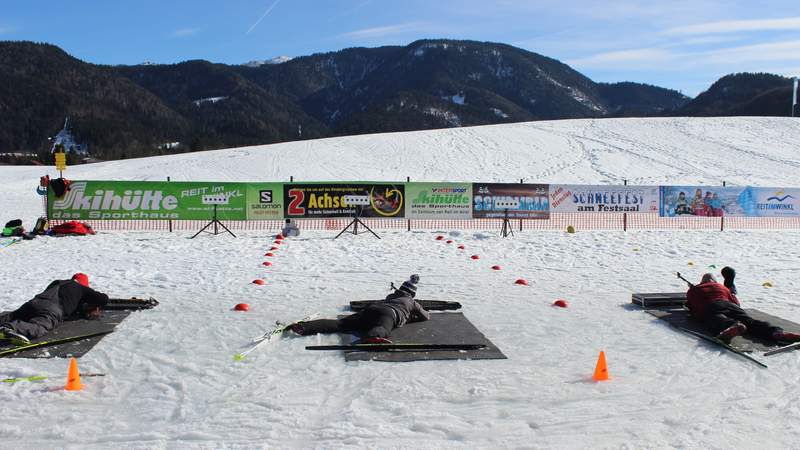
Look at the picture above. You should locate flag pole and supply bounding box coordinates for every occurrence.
[793,77,798,118]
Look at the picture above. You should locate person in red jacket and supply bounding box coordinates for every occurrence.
[686,273,800,342]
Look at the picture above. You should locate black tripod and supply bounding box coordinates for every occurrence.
[191,204,236,239]
[335,207,380,239]
[500,208,514,238]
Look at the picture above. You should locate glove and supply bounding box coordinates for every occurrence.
[83,306,102,320]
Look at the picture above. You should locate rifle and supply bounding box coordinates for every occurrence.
[676,272,694,288]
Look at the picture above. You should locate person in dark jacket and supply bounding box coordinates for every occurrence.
[291,275,430,341]
[0,273,109,343]
[686,273,800,342]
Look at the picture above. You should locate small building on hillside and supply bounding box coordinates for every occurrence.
[50,117,88,155]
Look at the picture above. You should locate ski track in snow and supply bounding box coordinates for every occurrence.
[1,117,800,448]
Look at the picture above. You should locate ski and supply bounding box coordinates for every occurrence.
[350,300,462,311]
[2,373,105,383]
[0,238,21,250]
[306,343,486,352]
[678,327,768,368]
[764,341,800,357]
[0,330,113,358]
[234,312,319,361]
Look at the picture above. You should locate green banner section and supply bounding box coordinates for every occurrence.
[49,181,250,220]
[245,183,284,220]
[406,183,472,219]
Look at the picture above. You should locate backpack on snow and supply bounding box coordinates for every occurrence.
[33,217,49,235]
[2,219,24,237]
[49,221,95,236]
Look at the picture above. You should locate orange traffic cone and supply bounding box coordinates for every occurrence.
[65,357,82,391]
[593,351,609,382]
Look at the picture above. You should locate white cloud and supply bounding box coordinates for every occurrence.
[171,28,199,38]
[567,48,678,69]
[679,35,744,45]
[702,40,800,64]
[763,66,800,77]
[666,17,800,35]
[338,22,429,39]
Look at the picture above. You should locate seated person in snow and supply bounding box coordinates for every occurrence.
[0,273,109,344]
[686,271,800,343]
[290,275,430,342]
[281,218,300,237]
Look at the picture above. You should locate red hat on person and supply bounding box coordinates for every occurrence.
[72,273,89,287]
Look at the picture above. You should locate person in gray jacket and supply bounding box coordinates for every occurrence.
[290,275,429,341]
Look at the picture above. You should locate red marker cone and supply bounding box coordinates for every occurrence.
[262,261,272,267]
[435,235,445,241]
[553,299,568,308]
[252,279,265,285]
[470,255,480,260]
[234,303,250,312]
[491,265,501,270]
[514,278,528,286]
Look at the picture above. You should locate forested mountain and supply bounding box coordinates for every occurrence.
[11,39,793,164]
[677,73,795,117]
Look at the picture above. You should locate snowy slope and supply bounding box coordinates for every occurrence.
[2,117,800,449]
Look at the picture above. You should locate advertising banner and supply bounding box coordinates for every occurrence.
[49,180,248,220]
[245,183,284,220]
[284,183,405,218]
[472,183,549,219]
[406,183,472,219]
[737,187,800,217]
[549,184,659,213]
[660,186,745,217]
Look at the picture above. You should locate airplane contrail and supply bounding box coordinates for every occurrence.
[246,0,282,35]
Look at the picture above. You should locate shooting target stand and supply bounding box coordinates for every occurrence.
[498,205,516,238]
[334,195,380,239]
[191,194,236,239]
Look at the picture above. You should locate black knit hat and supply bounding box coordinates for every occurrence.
[398,275,419,297]
[721,266,737,294]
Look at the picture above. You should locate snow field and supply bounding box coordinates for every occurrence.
[1,117,800,448]
[1,227,800,448]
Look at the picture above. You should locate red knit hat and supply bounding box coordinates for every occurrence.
[72,273,89,287]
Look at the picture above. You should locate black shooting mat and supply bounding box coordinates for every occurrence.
[2,310,132,358]
[646,307,800,353]
[339,312,506,362]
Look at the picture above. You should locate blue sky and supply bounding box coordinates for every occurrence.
[2,0,799,96]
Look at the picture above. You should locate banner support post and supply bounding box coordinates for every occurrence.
[167,176,173,233]
[407,176,411,232]
[519,179,523,232]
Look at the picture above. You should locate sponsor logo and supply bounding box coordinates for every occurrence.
[53,182,178,211]
[758,191,796,210]
[51,182,181,219]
